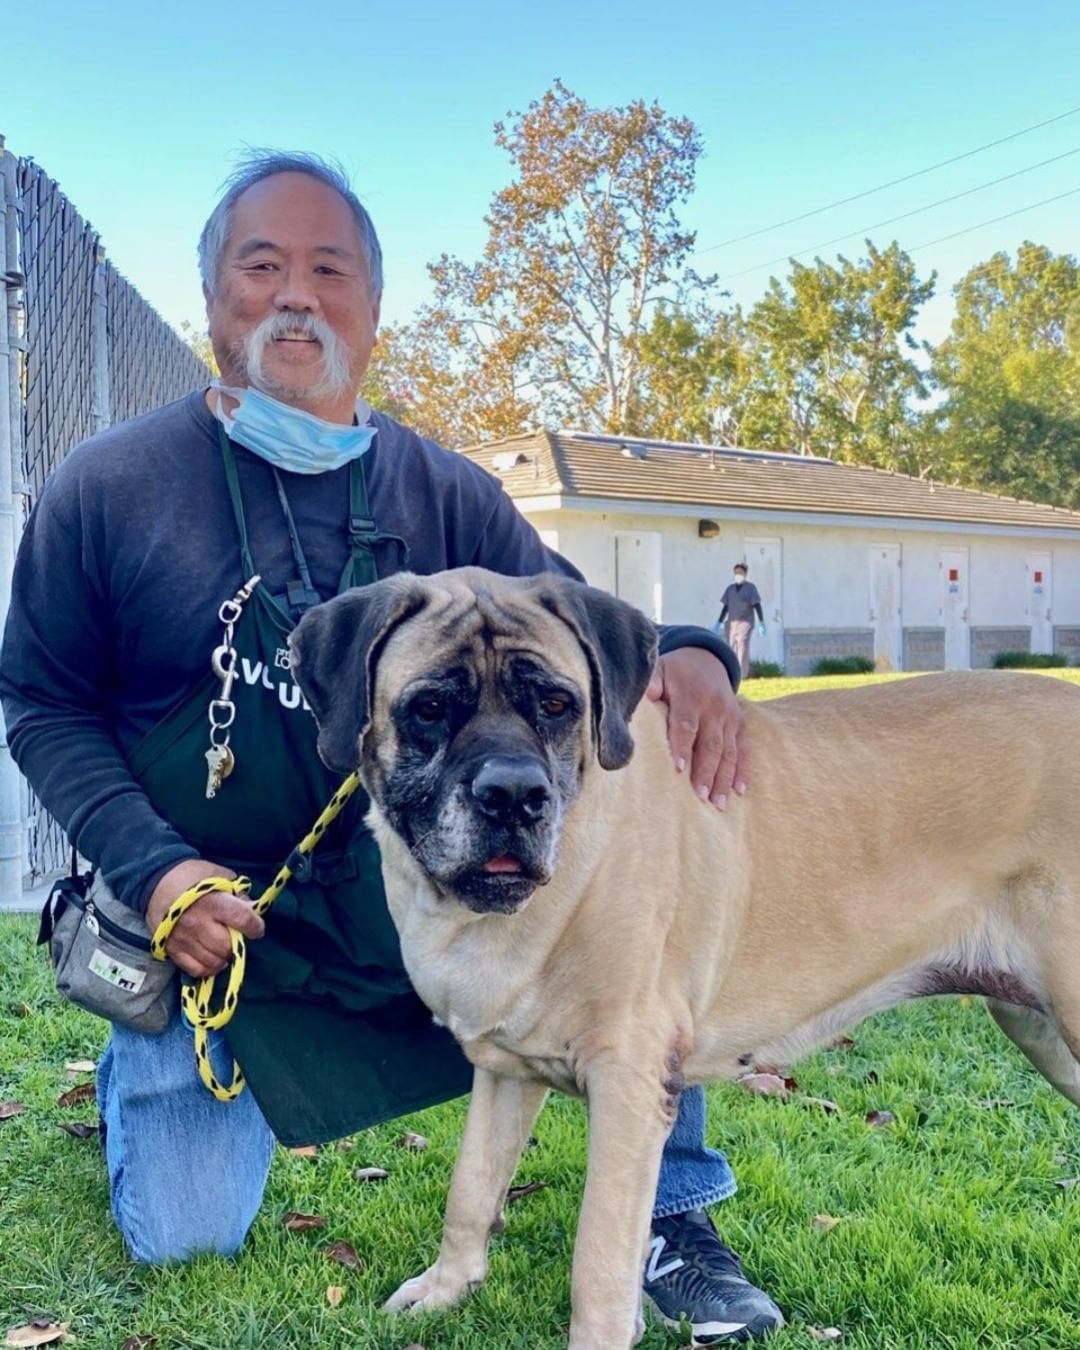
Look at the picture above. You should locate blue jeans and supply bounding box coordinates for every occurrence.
[97,1014,735,1263]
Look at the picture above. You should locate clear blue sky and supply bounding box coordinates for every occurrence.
[4,0,1078,347]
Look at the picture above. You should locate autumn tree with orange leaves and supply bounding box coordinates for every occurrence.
[365,81,711,445]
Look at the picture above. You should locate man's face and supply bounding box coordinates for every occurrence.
[205,172,381,421]
[734,571,747,584]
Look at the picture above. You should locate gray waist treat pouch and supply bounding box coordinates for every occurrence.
[38,860,178,1034]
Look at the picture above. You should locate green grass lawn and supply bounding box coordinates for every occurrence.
[741,667,1080,702]
[3,669,1079,1348]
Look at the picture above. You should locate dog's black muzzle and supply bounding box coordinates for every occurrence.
[445,752,556,913]
[470,755,553,828]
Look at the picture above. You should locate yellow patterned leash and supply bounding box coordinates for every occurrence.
[150,772,362,1101]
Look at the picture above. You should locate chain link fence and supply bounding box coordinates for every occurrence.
[1,139,211,886]
[107,264,209,427]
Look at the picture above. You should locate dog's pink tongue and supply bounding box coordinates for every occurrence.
[482,854,522,874]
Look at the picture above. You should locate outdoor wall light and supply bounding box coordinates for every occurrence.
[698,519,721,539]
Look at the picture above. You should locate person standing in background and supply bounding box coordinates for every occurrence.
[718,563,765,679]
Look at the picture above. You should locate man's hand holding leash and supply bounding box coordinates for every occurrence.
[146,860,264,978]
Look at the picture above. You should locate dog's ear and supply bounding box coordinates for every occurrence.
[289,574,428,774]
[537,577,658,770]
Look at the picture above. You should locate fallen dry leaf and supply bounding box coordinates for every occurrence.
[336,1138,355,1151]
[865,1110,897,1128]
[325,1285,344,1307]
[395,1131,428,1152]
[0,1102,27,1122]
[64,1060,96,1075]
[738,1072,790,1099]
[288,1145,319,1158]
[57,1083,95,1108]
[749,1065,799,1090]
[827,1035,856,1052]
[401,1344,428,1350]
[353,1167,390,1183]
[800,1097,841,1114]
[4,1323,70,1348]
[1055,1177,1079,1190]
[809,1328,844,1342]
[507,1180,547,1204]
[281,1211,327,1231]
[811,1214,843,1232]
[325,1240,363,1271]
[57,1122,98,1140]
[120,1337,156,1350]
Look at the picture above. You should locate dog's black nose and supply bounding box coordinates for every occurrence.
[471,757,552,826]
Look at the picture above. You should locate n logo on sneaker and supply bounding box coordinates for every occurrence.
[645,1235,685,1283]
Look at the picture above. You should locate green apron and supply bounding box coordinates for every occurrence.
[126,429,472,1145]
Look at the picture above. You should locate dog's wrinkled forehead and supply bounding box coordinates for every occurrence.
[375,572,591,698]
[289,567,658,777]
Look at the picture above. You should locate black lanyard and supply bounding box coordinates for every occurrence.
[217,423,409,622]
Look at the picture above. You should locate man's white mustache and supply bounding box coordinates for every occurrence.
[243,312,353,400]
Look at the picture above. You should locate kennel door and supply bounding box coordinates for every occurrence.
[614,530,663,622]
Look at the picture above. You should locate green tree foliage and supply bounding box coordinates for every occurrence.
[737,243,936,472]
[179,321,218,375]
[636,244,937,474]
[634,303,747,445]
[931,243,1080,507]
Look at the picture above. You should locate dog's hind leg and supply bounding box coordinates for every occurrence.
[987,999,1080,1108]
[384,1069,549,1315]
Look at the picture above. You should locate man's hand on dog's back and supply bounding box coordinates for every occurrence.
[647,648,748,812]
[146,859,265,978]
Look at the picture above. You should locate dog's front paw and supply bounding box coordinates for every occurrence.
[384,1262,484,1314]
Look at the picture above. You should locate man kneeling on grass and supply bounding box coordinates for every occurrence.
[0,150,783,1344]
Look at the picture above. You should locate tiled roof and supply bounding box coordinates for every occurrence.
[461,430,1080,532]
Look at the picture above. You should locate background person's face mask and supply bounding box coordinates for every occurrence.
[210,384,375,474]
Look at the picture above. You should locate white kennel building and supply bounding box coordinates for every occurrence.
[463,432,1080,674]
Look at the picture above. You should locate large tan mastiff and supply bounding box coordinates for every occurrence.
[290,567,1080,1349]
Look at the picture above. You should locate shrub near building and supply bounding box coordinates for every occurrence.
[993,650,1069,669]
[812,655,877,676]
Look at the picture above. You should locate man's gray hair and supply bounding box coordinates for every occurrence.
[198,150,383,299]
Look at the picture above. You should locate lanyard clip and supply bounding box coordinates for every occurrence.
[284,846,314,884]
[348,514,377,541]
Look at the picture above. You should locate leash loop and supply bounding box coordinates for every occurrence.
[150,771,362,1101]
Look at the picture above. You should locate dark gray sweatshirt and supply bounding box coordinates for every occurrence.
[0,392,740,912]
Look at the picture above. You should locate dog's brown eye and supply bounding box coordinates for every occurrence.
[414,696,445,723]
[540,696,570,718]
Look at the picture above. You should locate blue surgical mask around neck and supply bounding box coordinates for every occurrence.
[210,383,376,475]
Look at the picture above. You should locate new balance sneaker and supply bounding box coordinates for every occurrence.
[643,1209,784,1344]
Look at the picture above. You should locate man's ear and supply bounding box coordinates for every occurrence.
[289,574,427,774]
[535,576,658,770]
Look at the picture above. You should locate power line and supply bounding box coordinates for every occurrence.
[712,147,1080,283]
[907,185,1080,252]
[694,104,1080,256]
